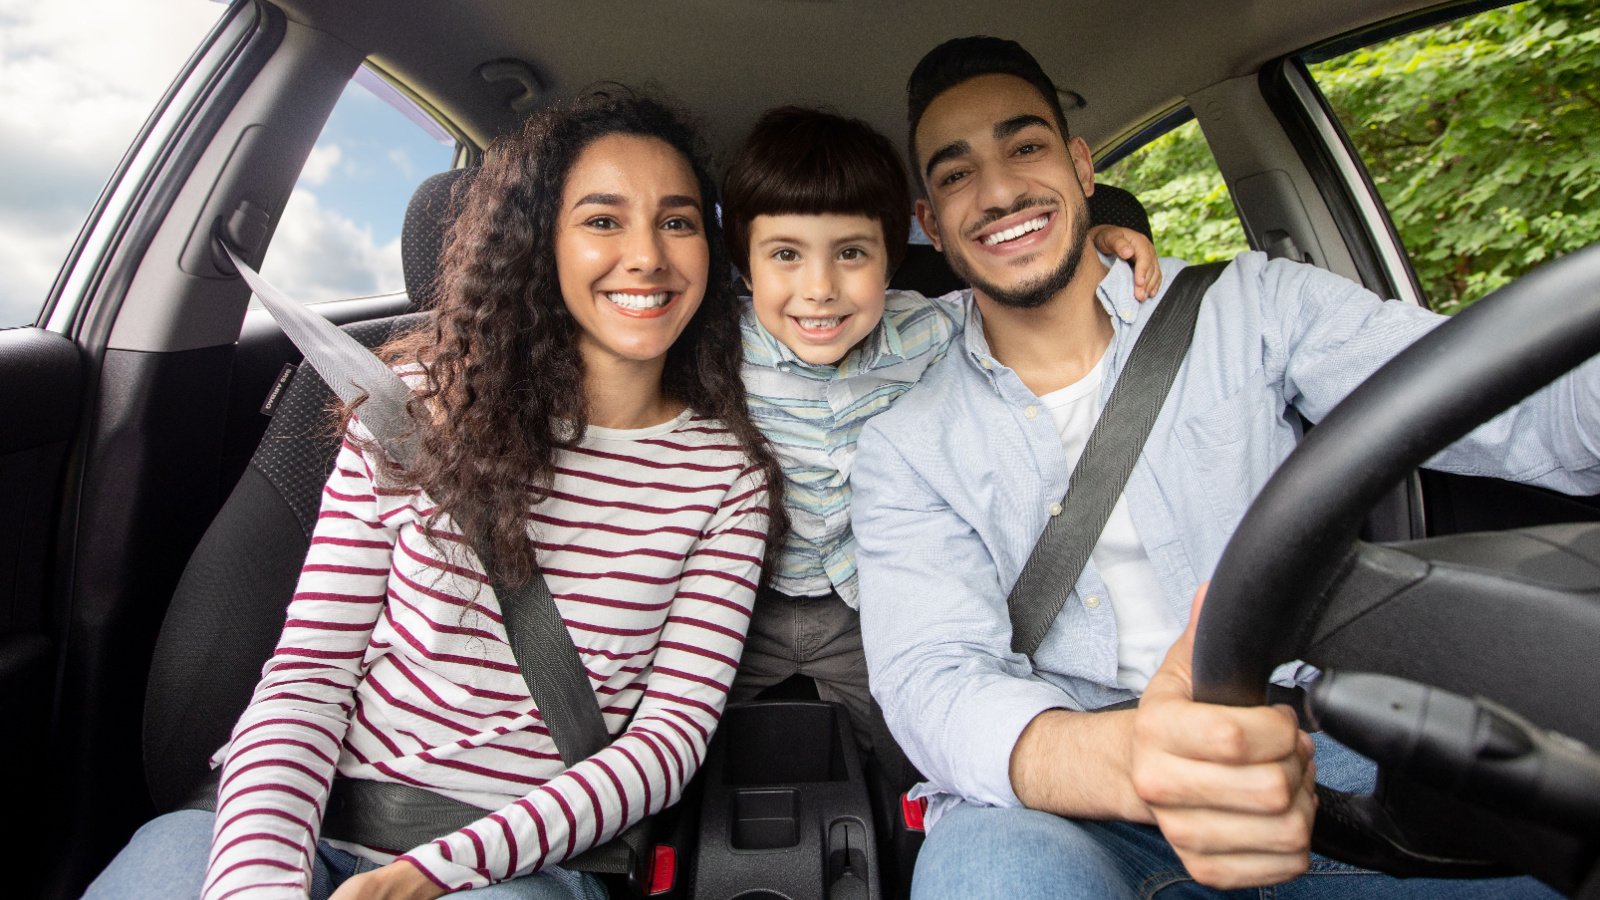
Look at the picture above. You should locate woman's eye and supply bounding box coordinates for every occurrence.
[585,216,618,230]
[663,216,698,232]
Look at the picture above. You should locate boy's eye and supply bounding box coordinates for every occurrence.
[773,248,799,262]
[839,247,866,261]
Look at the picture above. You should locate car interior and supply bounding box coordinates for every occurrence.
[4,0,1598,897]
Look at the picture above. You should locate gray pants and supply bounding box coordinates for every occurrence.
[730,588,876,752]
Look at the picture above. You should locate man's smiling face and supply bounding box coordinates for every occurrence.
[913,73,1098,309]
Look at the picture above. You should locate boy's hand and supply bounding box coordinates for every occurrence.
[1131,584,1318,889]
[1089,224,1163,300]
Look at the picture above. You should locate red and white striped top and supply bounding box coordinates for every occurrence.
[202,409,769,897]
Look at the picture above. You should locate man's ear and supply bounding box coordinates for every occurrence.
[1068,136,1095,198]
[915,198,942,252]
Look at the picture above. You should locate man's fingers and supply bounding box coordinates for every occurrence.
[1131,741,1313,812]
[1137,699,1305,765]
[1159,779,1318,888]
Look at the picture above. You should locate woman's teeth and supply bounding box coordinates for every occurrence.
[606,292,671,310]
[981,215,1049,246]
[797,316,843,330]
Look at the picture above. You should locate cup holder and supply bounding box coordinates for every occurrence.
[722,702,849,785]
[731,789,801,850]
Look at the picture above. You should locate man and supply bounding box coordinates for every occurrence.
[852,36,1596,898]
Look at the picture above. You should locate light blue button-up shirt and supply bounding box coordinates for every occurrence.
[742,290,963,606]
[853,252,1600,827]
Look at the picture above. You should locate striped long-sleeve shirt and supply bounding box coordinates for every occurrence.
[741,289,964,607]
[202,408,770,898]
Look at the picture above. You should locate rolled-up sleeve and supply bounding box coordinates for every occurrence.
[853,422,1072,812]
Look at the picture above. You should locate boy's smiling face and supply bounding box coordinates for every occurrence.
[745,212,890,366]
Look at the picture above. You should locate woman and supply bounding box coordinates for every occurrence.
[89,93,780,900]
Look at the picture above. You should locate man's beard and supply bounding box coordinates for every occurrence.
[943,194,1090,309]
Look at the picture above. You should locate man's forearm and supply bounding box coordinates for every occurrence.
[1009,708,1154,823]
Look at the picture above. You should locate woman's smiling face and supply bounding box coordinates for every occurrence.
[555,133,710,370]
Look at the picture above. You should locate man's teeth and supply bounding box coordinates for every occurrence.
[606,292,670,310]
[797,316,843,330]
[981,215,1049,246]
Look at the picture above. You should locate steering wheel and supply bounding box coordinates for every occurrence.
[1192,243,1600,894]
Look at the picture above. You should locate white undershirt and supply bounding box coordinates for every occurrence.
[1039,352,1185,692]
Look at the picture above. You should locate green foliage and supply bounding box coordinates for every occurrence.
[1102,119,1250,266]
[1312,0,1600,312]
[1106,0,1600,313]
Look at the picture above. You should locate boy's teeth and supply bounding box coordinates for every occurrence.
[606,292,670,310]
[797,316,842,330]
[982,215,1049,246]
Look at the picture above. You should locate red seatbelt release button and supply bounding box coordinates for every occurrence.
[647,844,676,896]
[900,793,927,833]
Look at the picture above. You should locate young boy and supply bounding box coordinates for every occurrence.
[720,106,1160,756]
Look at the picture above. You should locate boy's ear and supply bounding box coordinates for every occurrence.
[741,273,753,294]
[915,199,942,253]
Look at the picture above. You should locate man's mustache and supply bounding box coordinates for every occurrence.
[962,197,1059,242]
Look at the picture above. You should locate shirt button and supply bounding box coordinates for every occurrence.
[982,359,993,370]
[1085,595,1102,609]
[1048,502,1062,516]
[778,363,791,372]
[1025,405,1038,419]
[1120,306,1136,323]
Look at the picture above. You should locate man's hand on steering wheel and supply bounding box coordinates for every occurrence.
[1132,583,1319,889]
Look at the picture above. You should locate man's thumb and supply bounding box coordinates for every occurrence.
[1155,581,1207,684]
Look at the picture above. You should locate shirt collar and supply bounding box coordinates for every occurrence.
[963,252,1137,379]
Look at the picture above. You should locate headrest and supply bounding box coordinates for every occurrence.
[1088,183,1152,241]
[401,168,475,309]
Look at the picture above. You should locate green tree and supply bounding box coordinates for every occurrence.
[1105,0,1600,313]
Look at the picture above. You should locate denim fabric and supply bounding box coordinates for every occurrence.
[84,809,608,899]
[913,803,1558,900]
[853,252,1600,824]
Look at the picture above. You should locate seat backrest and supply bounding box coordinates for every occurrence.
[888,183,1154,297]
[142,168,472,811]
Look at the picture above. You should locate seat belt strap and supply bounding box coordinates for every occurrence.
[1008,262,1227,658]
[221,241,610,765]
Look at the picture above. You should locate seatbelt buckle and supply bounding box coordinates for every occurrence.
[899,793,927,833]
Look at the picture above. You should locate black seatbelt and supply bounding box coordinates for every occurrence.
[221,242,641,878]
[1007,262,1227,658]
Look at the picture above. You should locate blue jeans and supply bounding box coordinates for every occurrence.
[912,735,1559,900]
[84,809,608,899]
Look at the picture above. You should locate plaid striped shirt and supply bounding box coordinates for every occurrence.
[741,289,965,607]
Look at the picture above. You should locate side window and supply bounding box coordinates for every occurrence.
[1303,0,1600,313]
[0,3,222,329]
[1098,112,1250,263]
[258,67,457,304]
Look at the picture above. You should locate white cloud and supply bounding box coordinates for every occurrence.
[258,188,404,303]
[0,0,223,324]
[387,147,417,180]
[301,143,343,187]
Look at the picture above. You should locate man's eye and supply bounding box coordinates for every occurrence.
[938,169,968,188]
[584,216,618,229]
[1015,142,1044,156]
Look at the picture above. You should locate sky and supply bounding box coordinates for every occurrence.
[0,0,454,328]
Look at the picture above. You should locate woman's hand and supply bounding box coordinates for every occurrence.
[328,860,447,900]
[1089,224,1163,300]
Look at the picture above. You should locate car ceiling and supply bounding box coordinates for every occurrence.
[273,0,1446,164]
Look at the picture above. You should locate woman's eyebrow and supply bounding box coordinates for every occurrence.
[573,192,626,209]
[661,194,702,211]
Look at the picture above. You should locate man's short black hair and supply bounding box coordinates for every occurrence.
[722,106,911,279]
[906,36,1071,189]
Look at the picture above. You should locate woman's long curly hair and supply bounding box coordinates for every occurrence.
[348,91,784,586]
